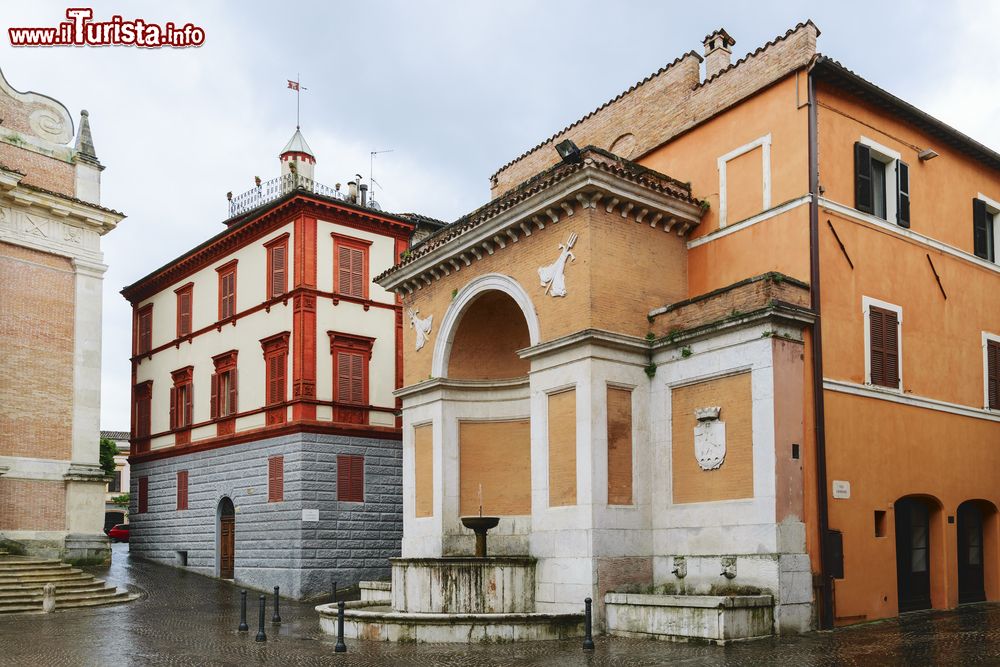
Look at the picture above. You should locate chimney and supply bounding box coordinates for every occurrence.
[359,183,368,207]
[347,180,358,203]
[702,28,735,80]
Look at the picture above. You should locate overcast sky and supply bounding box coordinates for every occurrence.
[2,1,997,430]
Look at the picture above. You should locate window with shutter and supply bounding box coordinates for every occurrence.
[267,353,286,405]
[987,339,1000,410]
[138,476,148,514]
[973,198,997,262]
[217,261,237,320]
[135,381,152,440]
[332,234,371,299]
[210,373,219,420]
[137,305,153,355]
[868,304,901,389]
[328,331,374,424]
[266,237,288,299]
[175,284,193,337]
[336,351,365,404]
[337,454,364,502]
[177,470,188,510]
[268,456,283,502]
[854,142,873,214]
[854,139,906,224]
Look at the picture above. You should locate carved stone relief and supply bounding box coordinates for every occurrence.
[408,307,433,351]
[538,232,577,297]
[693,406,726,471]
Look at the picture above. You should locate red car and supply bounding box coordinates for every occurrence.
[108,524,129,543]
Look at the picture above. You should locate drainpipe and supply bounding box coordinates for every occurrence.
[807,66,834,630]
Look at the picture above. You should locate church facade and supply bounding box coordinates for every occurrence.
[377,22,1000,632]
[123,132,439,598]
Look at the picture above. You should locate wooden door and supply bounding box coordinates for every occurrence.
[895,498,931,612]
[958,503,986,604]
[220,515,235,579]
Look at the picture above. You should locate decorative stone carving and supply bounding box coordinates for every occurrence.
[670,556,687,579]
[408,307,433,351]
[694,406,726,470]
[720,556,737,579]
[538,232,577,297]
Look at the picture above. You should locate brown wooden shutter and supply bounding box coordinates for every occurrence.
[350,248,364,297]
[351,456,364,502]
[169,386,177,430]
[351,352,364,404]
[184,383,193,426]
[268,456,283,502]
[210,373,219,420]
[178,289,191,336]
[870,306,899,388]
[229,369,238,415]
[337,455,349,500]
[855,142,873,214]
[138,476,148,514]
[988,340,1000,410]
[337,245,352,295]
[177,471,188,510]
[271,245,286,298]
[897,162,910,228]
[139,310,152,353]
[268,354,285,405]
[137,391,151,438]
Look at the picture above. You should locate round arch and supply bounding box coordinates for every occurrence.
[431,273,541,378]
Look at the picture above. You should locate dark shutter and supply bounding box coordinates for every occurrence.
[267,354,285,405]
[988,340,999,410]
[169,386,177,430]
[177,471,188,510]
[351,456,364,502]
[337,455,349,500]
[210,373,219,420]
[855,142,873,214]
[268,456,283,502]
[184,384,193,426]
[138,476,148,514]
[870,306,900,389]
[973,198,991,259]
[271,245,286,298]
[897,162,910,228]
[337,455,364,502]
[229,369,238,415]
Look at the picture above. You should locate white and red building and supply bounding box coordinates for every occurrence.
[122,129,440,597]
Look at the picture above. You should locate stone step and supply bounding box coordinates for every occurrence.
[0,565,76,576]
[0,569,85,582]
[0,591,138,614]
[0,578,99,593]
[0,582,110,599]
[0,586,120,606]
[0,559,63,568]
[0,560,70,574]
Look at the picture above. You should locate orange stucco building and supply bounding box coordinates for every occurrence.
[374,21,999,634]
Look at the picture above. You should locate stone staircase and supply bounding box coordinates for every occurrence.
[0,556,138,614]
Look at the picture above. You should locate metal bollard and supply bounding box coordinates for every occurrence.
[334,601,347,653]
[332,578,338,603]
[272,586,282,624]
[238,590,249,632]
[582,597,595,650]
[255,595,267,642]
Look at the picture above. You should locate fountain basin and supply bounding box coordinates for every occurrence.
[460,516,500,557]
[391,556,535,613]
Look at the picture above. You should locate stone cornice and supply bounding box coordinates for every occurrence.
[379,162,703,294]
[0,168,123,233]
[517,328,649,360]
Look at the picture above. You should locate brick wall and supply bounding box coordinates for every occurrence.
[652,273,810,338]
[671,371,753,503]
[491,22,818,195]
[448,290,531,379]
[0,478,66,531]
[0,144,75,196]
[0,241,75,460]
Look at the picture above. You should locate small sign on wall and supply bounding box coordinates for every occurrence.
[832,480,851,499]
[301,509,320,522]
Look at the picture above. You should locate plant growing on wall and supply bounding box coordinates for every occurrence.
[110,493,130,509]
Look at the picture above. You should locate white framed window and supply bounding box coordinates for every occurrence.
[855,136,909,227]
[862,296,903,391]
[974,193,999,264]
[717,133,771,228]
[984,332,1000,410]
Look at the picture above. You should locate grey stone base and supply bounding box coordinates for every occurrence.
[64,533,111,562]
[128,430,403,600]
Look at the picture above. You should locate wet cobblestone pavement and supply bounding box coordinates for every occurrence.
[2,544,1000,665]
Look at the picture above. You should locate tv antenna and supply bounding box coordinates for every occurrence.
[370,149,394,195]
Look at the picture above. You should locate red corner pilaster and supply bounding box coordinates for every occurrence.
[292,214,318,420]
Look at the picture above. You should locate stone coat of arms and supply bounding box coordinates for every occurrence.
[693,406,726,471]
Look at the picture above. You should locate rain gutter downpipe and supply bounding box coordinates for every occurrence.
[808,64,834,630]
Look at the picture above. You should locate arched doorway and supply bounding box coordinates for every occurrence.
[218,497,235,580]
[895,496,933,612]
[958,500,987,604]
